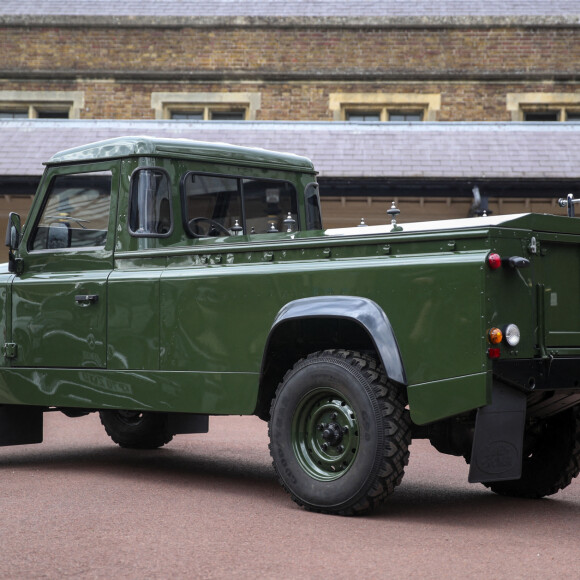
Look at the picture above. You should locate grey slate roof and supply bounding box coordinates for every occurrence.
[1,1,579,25]
[2,120,580,181]
[0,0,578,17]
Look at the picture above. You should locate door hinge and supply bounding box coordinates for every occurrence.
[8,254,24,275]
[3,343,18,359]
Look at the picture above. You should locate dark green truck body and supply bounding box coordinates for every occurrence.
[1,137,578,514]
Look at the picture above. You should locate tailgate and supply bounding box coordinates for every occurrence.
[539,235,580,350]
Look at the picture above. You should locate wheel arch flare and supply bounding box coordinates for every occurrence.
[255,296,407,420]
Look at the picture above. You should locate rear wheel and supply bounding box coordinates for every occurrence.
[485,405,580,498]
[268,349,411,516]
[99,410,173,449]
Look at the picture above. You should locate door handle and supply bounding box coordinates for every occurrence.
[75,294,99,305]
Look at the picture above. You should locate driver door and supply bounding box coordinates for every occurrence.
[10,164,117,368]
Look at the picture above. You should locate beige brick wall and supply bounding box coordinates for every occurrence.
[1,25,579,121]
[3,27,579,75]
[1,78,580,121]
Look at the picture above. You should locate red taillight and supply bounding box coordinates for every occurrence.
[487,253,501,270]
[487,347,501,359]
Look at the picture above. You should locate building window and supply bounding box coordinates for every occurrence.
[0,91,84,119]
[36,110,70,119]
[346,111,381,122]
[169,108,246,121]
[170,112,204,120]
[330,93,440,122]
[151,92,261,121]
[0,110,28,119]
[523,111,559,122]
[508,93,580,122]
[0,105,72,119]
[209,110,246,121]
[389,111,424,122]
[345,109,424,122]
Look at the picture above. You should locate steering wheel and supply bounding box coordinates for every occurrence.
[188,217,231,237]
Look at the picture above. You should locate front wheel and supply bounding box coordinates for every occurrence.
[99,410,174,449]
[484,405,580,498]
[268,349,411,516]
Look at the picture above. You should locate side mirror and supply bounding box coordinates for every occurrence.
[5,211,21,250]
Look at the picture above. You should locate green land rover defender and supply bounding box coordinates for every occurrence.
[1,137,579,515]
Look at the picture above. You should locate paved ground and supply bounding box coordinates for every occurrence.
[0,412,578,579]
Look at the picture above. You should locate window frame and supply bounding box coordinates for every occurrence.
[565,111,580,122]
[330,93,440,122]
[345,110,382,122]
[344,107,425,122]
[151,92,261,121]
[0,90,84,119]
[168,106,247,121]
[508,93,580,122]
[523,110,561,122]
[304,182,323,231]
[28,168,114,253]
[388,110,424,122]
[128,167,174,239]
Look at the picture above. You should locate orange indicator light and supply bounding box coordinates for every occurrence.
[488,328,503,344]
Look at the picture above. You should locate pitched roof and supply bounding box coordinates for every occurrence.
[0,1,578,26]
[2,120,580,181]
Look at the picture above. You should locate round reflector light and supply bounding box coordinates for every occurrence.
[488,327,503,344]
[488,253,501,270]
[504,324,521,347]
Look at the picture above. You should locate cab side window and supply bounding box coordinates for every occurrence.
[183,174,241,237]
[29,172,112,251]
[182,172,298,237]
[129,168,172,237]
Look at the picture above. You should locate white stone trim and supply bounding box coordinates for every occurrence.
[329,92,441,121]
[507,93,580,121]
[151,92,262,120]
[0,90,85,118]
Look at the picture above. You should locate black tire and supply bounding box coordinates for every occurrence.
[99,410,174,449]
[484,405,580,498]
[268,349,412,516]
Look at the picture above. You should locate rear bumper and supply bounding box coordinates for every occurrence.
[494,357,580,417]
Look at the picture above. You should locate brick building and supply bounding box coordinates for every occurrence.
[0,1,579,229]
[2,1,580,123]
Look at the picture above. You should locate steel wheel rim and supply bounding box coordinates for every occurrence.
[291,387,360,481]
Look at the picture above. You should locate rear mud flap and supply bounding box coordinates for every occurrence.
[168,413,209,434]
[468,383,526,483]
[0,405,43,447]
